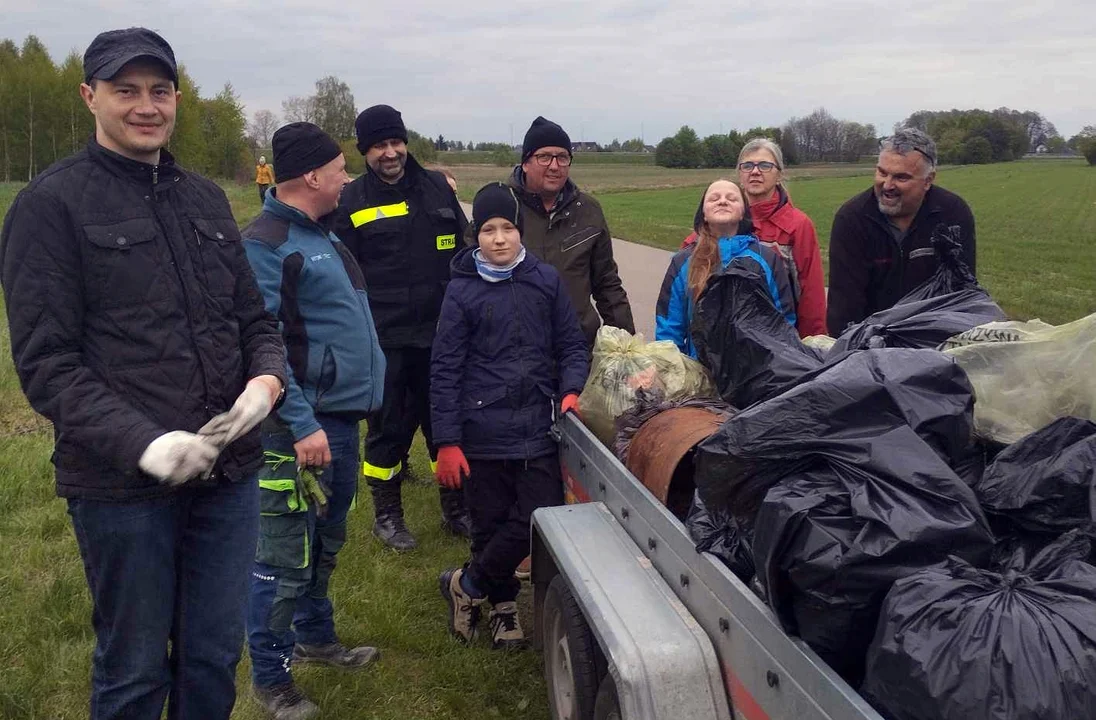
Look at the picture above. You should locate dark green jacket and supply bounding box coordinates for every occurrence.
[481,167,634,347]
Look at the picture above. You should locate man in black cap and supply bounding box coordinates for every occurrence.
[499,116,634,349]
[0,27,286,720]
[332,104,471,551]
[242,122,386,720]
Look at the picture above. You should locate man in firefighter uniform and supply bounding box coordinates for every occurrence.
[333,104,471,551]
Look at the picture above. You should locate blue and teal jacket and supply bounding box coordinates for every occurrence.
[655,234,797,357]
[242,191,386,440]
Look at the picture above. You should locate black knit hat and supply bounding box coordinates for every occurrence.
[693,185,754,235]
[355,105,408,154]
[83,27,178,84]
[521,116,572,163]
[472,183,524,236]
[271,122,342,183]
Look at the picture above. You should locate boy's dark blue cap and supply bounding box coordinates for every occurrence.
[83,28,178,85]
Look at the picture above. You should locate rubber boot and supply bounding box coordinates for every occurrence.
[370,477,417,551]
[439,486,473,539]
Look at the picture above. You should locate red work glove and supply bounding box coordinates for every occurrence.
[435,446,470,489]
[561,393,581,418]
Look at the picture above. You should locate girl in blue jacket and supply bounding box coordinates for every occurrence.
[431,182,589,650]
[656,179,797,357]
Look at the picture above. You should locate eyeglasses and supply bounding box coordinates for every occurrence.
[532,152,572,167]
[738,161,777,173]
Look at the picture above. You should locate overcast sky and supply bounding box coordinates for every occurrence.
[4,0,1093,144]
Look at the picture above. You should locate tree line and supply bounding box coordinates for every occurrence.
[654,106,1085,169]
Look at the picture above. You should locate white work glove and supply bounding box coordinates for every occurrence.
[198,376,280,451]
[138,431,220,486]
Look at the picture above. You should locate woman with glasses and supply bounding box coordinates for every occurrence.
[680,139,827,338]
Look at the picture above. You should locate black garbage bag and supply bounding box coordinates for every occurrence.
[829,226,1005,353]
[695,348,976,516]
[829,290,1007,354]
[862,530,1096,720]
[693,264,822,409]
[973,416,1096,534]
[685,491,754,582]
[902,223,981,300]
[750,436,993,685]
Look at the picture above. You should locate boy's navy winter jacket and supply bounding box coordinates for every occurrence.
[430,247,590,460]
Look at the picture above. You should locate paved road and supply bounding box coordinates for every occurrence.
[459,201,674,341]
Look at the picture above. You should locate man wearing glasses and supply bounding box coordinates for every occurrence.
[505,116,634,348]
[826,127,976,336]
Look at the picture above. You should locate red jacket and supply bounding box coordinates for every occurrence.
[680,187,827,338]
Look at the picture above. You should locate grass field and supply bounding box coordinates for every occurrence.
[446,161,880,202]
[0,156,1093,717]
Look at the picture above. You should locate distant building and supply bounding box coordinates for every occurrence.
[644,145,656,153]
[572,141,601,152]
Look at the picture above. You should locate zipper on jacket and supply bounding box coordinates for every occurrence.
[509,279,533,459]
[152,165,159,185]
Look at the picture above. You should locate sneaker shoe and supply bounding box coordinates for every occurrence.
[252,680,319,720]
[515,555,532,581]
[293,641,380,668]
[439,567,485,643]
[489,601,528,650]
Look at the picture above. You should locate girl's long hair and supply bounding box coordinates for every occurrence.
[686,179,745,302]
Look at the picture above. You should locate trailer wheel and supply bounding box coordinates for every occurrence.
[543,575,605,720]
[594,673,622,720]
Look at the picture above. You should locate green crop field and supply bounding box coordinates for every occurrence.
[0,156,1093,718]
[447,161,879,202]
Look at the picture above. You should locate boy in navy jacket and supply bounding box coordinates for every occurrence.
[432,182,589,649]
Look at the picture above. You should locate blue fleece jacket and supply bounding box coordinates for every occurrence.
[242,191,386,440]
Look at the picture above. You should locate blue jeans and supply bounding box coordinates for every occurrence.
[247,414,359,688]
[67,476,259,720]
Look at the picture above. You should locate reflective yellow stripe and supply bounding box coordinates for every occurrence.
[361,460,399,481]
[430,459,438,474]
[259,478,296,493]
[436,234,456,250]
[350,202,409,227]
[258,478,306,513]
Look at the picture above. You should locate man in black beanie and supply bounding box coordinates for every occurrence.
[242,122,386,719]
[1,27,287,720]
[494,116,634,349]
[332,105,472,551]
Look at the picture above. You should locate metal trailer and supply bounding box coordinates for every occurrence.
[532,413,885,720]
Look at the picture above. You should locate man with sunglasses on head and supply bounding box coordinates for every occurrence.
[826,127,976,336]
[500,116,634,349]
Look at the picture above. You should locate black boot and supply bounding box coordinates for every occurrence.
[439,486,473,539]
[370,478,417,551]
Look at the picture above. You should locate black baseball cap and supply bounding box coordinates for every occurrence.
[83,28,178,85]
